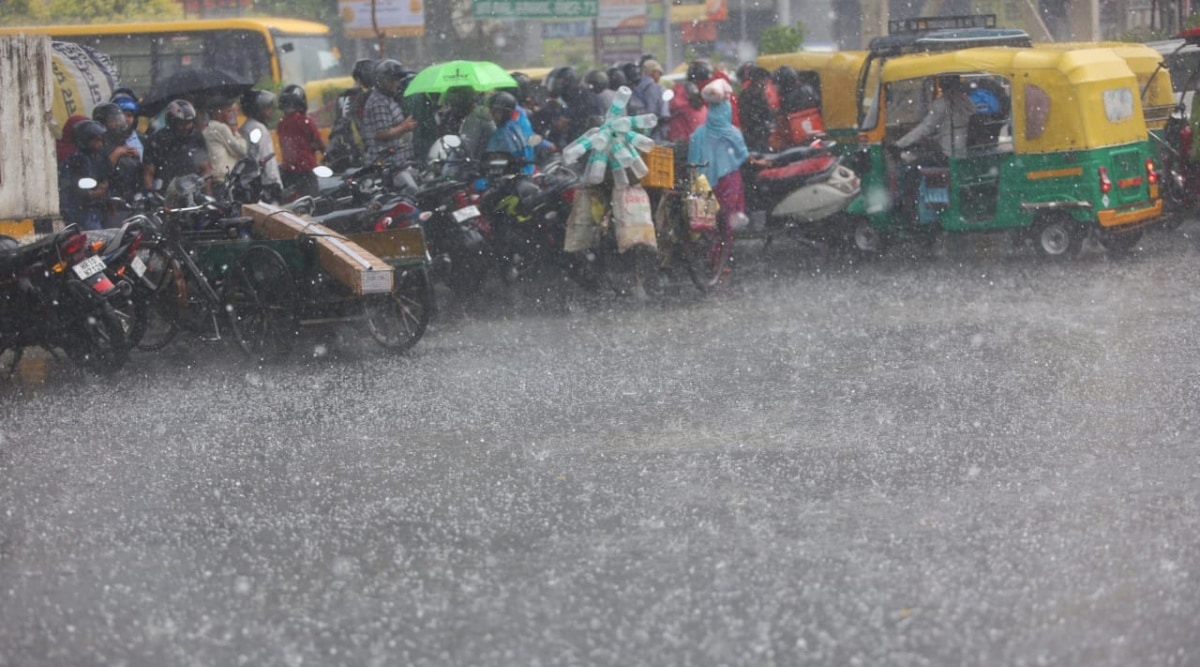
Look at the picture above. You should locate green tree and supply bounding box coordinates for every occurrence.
[44,0,180,22]
[759,21,807,55]
[0,0,45,21]
[251,0,338,23]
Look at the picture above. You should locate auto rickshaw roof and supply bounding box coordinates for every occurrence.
[869,15,1031,56]
[880,46,1139,85]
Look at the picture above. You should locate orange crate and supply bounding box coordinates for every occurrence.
[640,145,675,189]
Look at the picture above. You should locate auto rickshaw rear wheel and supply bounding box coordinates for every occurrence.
[1033,215,1084,259]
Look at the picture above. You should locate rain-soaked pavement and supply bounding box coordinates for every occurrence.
[2,224,1199,666]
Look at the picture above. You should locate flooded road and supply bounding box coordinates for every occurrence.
[2,227,1199,666]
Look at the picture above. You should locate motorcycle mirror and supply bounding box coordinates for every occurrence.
[418,211,433,222]
[527,133,542,148]
[77,177,98,190]
[313,165,334,178]
[662,89,675,102]
[248,128,263,144]
[152,178,163,191]
[440,135,463,149]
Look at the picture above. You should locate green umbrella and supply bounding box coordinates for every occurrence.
[403,60,518,97]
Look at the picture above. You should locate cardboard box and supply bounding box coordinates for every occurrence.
[242,203,394,295]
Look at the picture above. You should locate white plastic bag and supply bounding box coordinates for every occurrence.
[611,185,657,252]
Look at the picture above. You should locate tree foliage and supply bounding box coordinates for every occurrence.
[759,22,807,55]
[251,0,338,24]
[11,0,182,23]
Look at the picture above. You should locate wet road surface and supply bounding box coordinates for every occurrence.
[2,227,1199,666]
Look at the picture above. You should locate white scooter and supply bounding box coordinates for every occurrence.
[743,138,861,242]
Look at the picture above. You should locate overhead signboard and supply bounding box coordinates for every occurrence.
[669,0,726,23]
[339,0,425,38]
[473,0,599,19]
[598,0,646,32]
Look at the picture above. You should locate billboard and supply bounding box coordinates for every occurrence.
[339,0,425,38]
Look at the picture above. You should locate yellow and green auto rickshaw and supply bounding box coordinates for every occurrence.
[846,45,1165,257]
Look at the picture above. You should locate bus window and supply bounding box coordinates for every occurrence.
[91,34,155,93]
[156,33,207,81]
[211,30,272,84]
[275,35,345,85]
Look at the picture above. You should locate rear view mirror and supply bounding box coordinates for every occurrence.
[313,165,334,178]
[248,128,263,144]
[441,135,463,149]
[662,89,675,102]
[78,177,98,190]
[527,133,542,147]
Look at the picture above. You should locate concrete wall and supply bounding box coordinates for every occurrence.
[0,35,58,221]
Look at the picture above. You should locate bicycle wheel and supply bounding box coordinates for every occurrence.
[132,243,184,351]
[681,201,731,292]
[363,264,433,353]
[222,245,299,363]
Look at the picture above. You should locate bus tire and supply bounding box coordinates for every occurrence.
[1033,216,1083,259]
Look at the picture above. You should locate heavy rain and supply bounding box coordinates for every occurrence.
[2,0,1200,664]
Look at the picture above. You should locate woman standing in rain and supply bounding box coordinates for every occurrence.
[687,79,767,282]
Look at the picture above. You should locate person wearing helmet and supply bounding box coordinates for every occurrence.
[202,95,248,186]
[668,79,707,145]
[143,99,211,193]
[485,91,528,164]
[239,89,283,200]
[553,66,604,147]
[739,65,778,152]
[326,59,375,170]
[277,83,326,196]
[58,120,111,230]
[362,59,417,164]
[111,93,145,159]
[93,102,141,222]
[439,86,495,167]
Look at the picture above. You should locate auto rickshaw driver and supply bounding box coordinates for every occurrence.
[887,74,976,220]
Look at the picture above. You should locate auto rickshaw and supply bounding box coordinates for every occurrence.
[846,45,1164,257]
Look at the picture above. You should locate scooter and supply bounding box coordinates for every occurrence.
[743,139,861,243]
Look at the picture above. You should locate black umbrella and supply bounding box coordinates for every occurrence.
[143,67,253,113]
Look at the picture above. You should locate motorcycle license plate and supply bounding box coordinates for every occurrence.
[130,255,147,277]
[72,255,106,280]
[452,205,481,223]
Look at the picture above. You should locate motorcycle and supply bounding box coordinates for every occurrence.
[0,223,131,375]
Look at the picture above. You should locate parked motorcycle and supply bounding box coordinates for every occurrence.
[0,223,130,375]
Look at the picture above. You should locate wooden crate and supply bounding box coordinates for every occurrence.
[242,203,394,295]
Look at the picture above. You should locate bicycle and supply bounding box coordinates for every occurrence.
[652,160,731,293]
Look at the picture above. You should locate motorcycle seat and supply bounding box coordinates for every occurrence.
[312,207,370,234]
[753,142,836,166]
[0,234,58,276]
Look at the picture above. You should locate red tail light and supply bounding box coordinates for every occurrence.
[60,232,87,258]
[1146,158,1158,186]
[1098,166,1112,194]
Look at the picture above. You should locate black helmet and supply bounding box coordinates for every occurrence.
[583,70,608,94]
[509,71,532,101]
[92,102,124,125]
[73,119,106,147]
[552,66,578,97]
[279,84,307,113]
[165,99,196,127]
[242,89,276,120]
[687,59,713,84]
[489,91,517,116]
[685,81,703,110]
[352,58,375,87]
[620,62,642,84]
[772,66,800,92]
[606,67,627,90]
[374,59,406,87]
